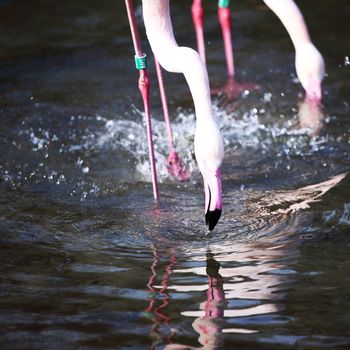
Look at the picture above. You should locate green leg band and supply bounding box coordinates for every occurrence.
[134,53,147,70]
[218,0,230,8]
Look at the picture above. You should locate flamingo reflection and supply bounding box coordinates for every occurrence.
[164,251,226,350]
[298,98,324,137]
[145,173,347,349]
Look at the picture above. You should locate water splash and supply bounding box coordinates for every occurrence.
[85,99,332,183]
[0,95,347,203]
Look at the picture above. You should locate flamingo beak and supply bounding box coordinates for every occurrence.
[204,168,222,231]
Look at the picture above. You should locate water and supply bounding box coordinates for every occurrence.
[1,0,350,349]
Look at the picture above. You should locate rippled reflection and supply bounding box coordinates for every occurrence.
[164,251,225,350]
[138,173,348,349]
[298,98,324,137]
[164,240,293,348]
[145,246,177,349]
[142,230,296,350]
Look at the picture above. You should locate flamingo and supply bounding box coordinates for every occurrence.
[192,0,325,102]
[263,0,325,102]
[126,0,325,231]
[142,0,224,231]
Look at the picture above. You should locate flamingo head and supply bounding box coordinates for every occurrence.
[203,168,222,231]
[195,122,224,231]
[295,43,325,103]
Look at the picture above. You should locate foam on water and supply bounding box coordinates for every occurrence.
[84,98,332,183]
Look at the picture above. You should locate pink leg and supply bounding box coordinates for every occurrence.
[154,58,189,181]
[218,0,235,78]
[139,70,159,202]
[125,0,159,204]
[211,1,258,100]
[191,0,206,63]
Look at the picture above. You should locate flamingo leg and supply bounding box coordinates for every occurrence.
[212,0,258,100]
[125,0,159,204]
[191,0,206,63]
[218,0,235,78]
[154,58,189,181]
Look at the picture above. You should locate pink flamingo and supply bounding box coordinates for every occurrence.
[264,0,325,102]
[192,0,325,102]
[126,0,325,231]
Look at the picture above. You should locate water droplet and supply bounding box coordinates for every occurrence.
[106,120,114,128]
[82,166,89,174]
[263,92,272,103]
[76,157,83,166]
[300,233,315,240]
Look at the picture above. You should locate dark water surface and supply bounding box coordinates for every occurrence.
[1,0,350,349]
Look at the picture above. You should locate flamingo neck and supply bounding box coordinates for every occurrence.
[263,0,311,51]
[142,0,216,127]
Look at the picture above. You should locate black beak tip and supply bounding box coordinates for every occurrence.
[205,209,222,231]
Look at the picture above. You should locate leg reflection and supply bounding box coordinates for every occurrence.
[146,246,177,349]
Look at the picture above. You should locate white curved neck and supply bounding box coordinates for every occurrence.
[142,0,214,125]
[263,0,311,51]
